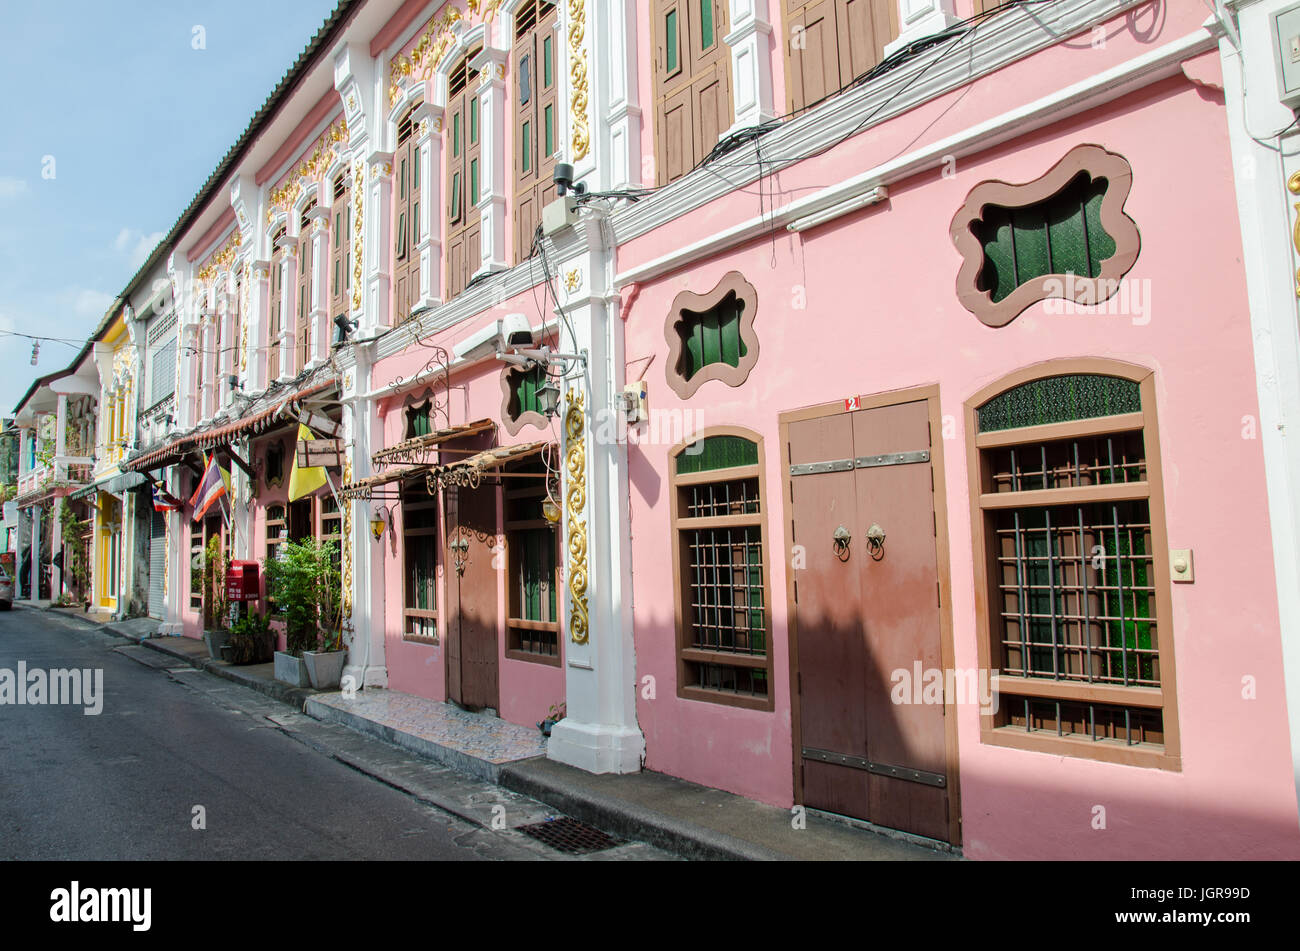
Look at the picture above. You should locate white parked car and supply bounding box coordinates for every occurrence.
[0,565,12,610]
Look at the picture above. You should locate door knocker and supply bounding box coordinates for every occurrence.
[450,536,469,576]
[865,523,886,561]
[832,526,851,562]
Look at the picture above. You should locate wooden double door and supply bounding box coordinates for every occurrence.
[443,484,499,712]
[784,389,958,843]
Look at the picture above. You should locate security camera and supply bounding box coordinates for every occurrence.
[500,313,534,348]
[453,319,507,362]
[553,163,586,197]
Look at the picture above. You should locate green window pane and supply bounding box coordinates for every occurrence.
[679,292,745,380]
[470,159,479,206]
[700,0,714,50]
[412,153,419,190]
[978,173,1118,303]
[543,35,553,87]
[453,114,460,157]
[413,202,419,241]
[978,374,1141,433]
[451,172,461,219]
[676,435,759,474]
[522,121,531,173]
[666,10,678,72]
[544,105,553,158]
[470,97,479,144]
[400,158,407,199]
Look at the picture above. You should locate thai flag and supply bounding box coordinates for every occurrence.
[189,454,227,522]
[152,484,182,512]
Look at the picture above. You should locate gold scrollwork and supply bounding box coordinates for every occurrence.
[568,0,590,162]
[265,116,349,223]
[342,457,354,619]
[352,161,365,313]
[564,389,589,644]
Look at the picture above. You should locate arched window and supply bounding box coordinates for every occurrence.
[670,429,772,709]
[394,102,422,323]
[512,0,559,262]
[445,49,483,300]
[267,225,287,382]
[966,361,1179,768]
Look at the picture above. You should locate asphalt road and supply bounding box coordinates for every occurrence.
[0,608,650,861]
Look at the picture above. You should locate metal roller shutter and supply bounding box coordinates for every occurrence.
[147,508,165,618]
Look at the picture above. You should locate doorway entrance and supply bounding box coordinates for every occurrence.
[443,483,500,712]
[781,386,960,844]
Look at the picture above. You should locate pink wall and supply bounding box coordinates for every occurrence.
[373,291,565,729]
[619,60,1300,858]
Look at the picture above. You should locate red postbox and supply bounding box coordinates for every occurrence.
[226,560,261,602]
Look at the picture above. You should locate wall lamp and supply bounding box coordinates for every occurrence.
[370,504,392,541]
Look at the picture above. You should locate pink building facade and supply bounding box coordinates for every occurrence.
[114,0,1300,859]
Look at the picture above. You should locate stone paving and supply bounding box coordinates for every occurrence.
[309,689,548,771]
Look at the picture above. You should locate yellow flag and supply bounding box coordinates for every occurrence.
[288,424,328,501]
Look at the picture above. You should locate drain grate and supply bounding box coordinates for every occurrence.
[518,816,620,855]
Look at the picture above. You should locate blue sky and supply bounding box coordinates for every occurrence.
[0,0,340,411]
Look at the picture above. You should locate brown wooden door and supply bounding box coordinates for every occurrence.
[444,484,499,711]
[787,396,951,841]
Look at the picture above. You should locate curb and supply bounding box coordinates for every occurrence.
[136,637,320,709]
[497,761,782,862]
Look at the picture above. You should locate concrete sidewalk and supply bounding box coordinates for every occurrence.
[34,604,956,861]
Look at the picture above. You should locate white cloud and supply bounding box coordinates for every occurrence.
[113,227,164,270]
[72,288,114,320]
[0,177,27,202]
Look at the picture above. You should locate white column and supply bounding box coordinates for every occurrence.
[218,275,235,407]
[248,261,270,393]
[547,208,644,774]
[413,102,444,308]
[307,208,330,366]
[471,46,508,278]
[884,0,960,57]
[275,236,296,381]
[30,505,41,602]
[1221,0,1300,828]
[363,154,394,331]
[724,0,776,134]
[342,343,388,689]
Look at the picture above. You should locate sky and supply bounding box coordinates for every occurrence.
[0,0,341,412]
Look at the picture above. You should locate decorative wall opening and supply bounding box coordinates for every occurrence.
[665,271,759,399]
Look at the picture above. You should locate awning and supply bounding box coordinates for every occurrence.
[338,465,428,501]
[123,376,337,473]
[372,418,497,468]
[428,441,554,489]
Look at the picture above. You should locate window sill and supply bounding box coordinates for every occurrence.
[678,685,773,712]
[982,725,1179,771]
[504,647,561,668]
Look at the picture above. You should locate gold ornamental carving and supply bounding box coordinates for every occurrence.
[196,230,242,286]
[265,116,348,223]
[388,6,466,109]
[352,161,365,312]
[564,389,589,644]
[342,457,354,619]
[568,0,590,161]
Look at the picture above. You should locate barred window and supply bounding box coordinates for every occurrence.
[969,367,1179,768]
[505,463,560,664]
[671,431,772,710]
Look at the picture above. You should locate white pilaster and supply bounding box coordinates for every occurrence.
[595,0,643,189]
[723,0,776,134]
[413,101,445,308]
[364,153,395,331]
[471,46,509,279]
[307,206,331,367]
[884,0,960,57]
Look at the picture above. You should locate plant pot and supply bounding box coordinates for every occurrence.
[303,649,348,690]
[274,650,310,687]
[219,644,234,662]
[203,630,230,661]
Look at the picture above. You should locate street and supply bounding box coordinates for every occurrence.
[0,609,666,861]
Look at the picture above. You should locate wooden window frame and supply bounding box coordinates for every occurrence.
[664,270,760,399]
[669,426,774,711]
[653,0,733,186]
[394,102,422,324]
[267,226,286,382]
[296,205,316,372]
[512,0,560,264]
[950,144,1141,329]
[330,172,352,321]
[445,50,483,301]
[504,477,561,666]
[500,363,550,436]
[781,0,901,117]
[965,358,1181,770]
[401,484,440,645]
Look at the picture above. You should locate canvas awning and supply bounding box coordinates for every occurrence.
[371,418,497,468]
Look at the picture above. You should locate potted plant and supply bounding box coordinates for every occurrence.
[538,701,566,737]
[265,537,345,688]
[226,610,274,665]
[201,535,231,659]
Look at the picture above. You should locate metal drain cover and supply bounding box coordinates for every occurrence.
[518,817,620,855]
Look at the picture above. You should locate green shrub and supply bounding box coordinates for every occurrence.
[263,538,342,656]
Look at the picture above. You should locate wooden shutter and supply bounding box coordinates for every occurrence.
[445,51,482,300]
[784,0,898,115]
[330,173,351,320]
[654,0,732,186]
[297,205,315,370]
[394,105,420,323]
[512,0,559,263]
[267,227,285,381]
